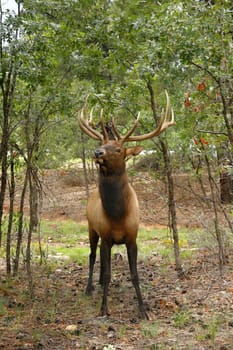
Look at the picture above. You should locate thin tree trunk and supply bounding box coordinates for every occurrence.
[26,168,35,297]
[147,81,183,275]
[0,101,9,247]
[6,150,15,276]
[160,140,183,275]
[29,167,40,232]
[210,173,233,234]
[188,155,210,207]
[203,147,226,274]
[0,0,20,247]
[0,59,17,248]
[13,168,29,276]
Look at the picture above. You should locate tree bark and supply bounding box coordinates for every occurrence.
[26,168,36,297]
[160,139,183,275]
[147,81,183,275]
[13,168,28,276]
[6,150,15,276]
[203,146,226,274]
[0,92,10,247]
[220,170,233,204]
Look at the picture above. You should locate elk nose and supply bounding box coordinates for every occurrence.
[94,148,104,158]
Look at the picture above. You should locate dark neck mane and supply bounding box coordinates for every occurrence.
[99,172,129,219]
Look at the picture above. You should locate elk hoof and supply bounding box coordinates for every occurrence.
[85,285,94,295]
[100,306,110,317]
[139,305,150,320]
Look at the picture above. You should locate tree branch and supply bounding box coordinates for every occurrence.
[195,129,228,137]
[191,61,220,86]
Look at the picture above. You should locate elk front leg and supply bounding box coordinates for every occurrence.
[100,239,111,316]
[85,229,99,295]
[99,248,104,286]
[126,241,149,319]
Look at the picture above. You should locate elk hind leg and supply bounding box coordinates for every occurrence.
[100,239,111,316]
[85,229,99,295]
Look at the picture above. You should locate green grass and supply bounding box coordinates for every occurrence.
[137,226,199,264]
[34,220,90,264]
[0,297,7,316]
[141,320,161,337]
[52,246,90,264]
[0,218,202,268]
[37,221,201,266]
[173,309,192,328]
[196,313,227,344]
[41,219,88,244]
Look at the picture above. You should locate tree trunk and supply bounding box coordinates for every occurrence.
[29,166,40,232]
[26,168,35,297]
[0,98,9,247]
[0,53,18,247]
[220,170,233,204]
[160,139,183,276]
[13,168,28,276]
[188,154,210,207]
[6,150,15,276]
[147,81,183,275]
[203,147,226,274]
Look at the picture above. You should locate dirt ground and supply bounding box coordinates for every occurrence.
[1,169,233,350]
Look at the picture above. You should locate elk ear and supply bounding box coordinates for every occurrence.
[125,146,144,158]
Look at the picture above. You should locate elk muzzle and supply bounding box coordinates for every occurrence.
[94,147,105,164]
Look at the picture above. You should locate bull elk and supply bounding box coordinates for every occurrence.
[78,91,175,319]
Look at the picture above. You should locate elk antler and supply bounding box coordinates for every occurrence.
[78,108,105,142]
[120,90,175,143]
[78,91,175,143]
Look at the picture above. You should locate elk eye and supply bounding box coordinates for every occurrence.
[115,148,121,153]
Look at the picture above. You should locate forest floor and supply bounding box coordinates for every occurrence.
[1,168,233,350]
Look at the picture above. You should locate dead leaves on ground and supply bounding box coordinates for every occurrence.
[1,253,233,349]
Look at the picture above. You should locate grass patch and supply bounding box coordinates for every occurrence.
[41,219,88,245]
[137,226,199,263]
[51,246,89,264]
[39,220,200,264]
[196,313,227,344]
[173,309,192,328]
[141,320,160,338]
[0,297,7,316]
[31,219,90,264]
[0,219,201,272]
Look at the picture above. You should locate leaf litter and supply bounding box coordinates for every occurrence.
[1,248,233,350]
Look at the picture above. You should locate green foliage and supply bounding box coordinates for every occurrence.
[2,0,232,171]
